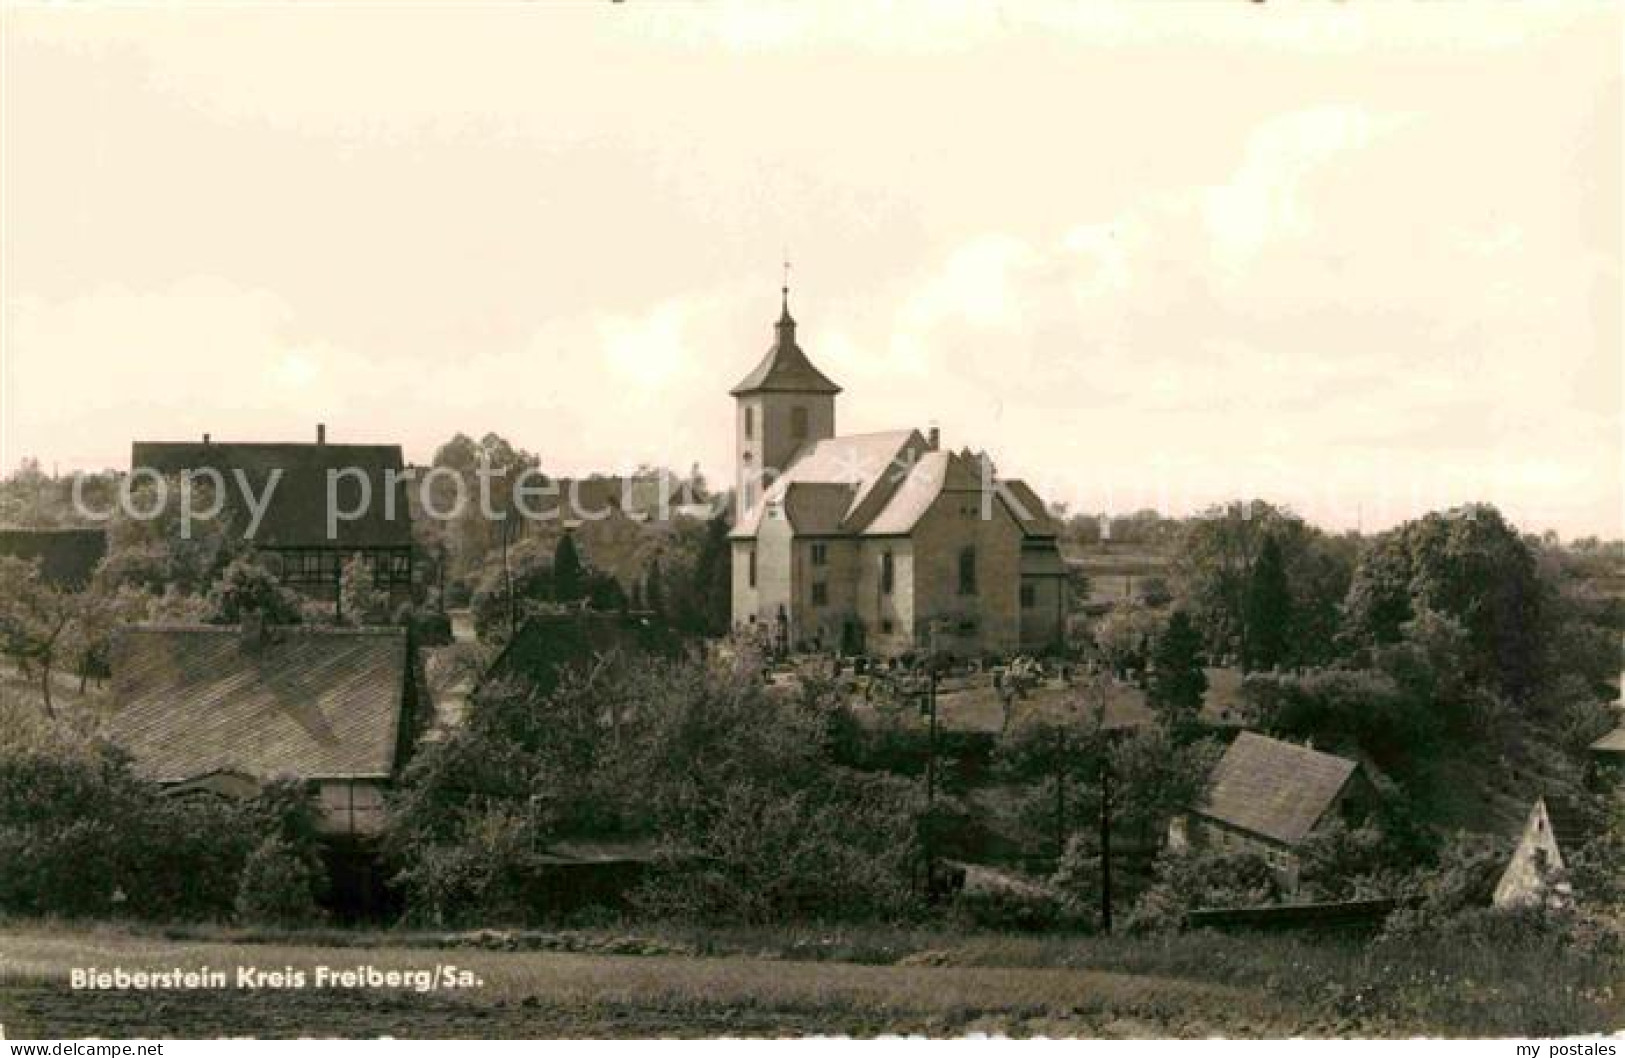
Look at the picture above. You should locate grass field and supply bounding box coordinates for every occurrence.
[1,922,1618,1038]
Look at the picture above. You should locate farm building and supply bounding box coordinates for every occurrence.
[131,426,415,603]
[1492,796,1601,911]
[0,526,107,588]
[1169,732,1368,892]
[729,288,1067,658]
[103,622,425,836]
[479,610,681,697]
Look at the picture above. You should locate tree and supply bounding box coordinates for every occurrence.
[1148,610,1207,726]
[553,532,584,602]
[205,555,302,626]
[0,557,76,717]
[1343,505,1542,701]
[339,553,388,626]
[63,584,150,693]
[425,431,543,588]
[97,472,241,596]
[1173,500,1355,668]
[235,836,322,926]
[1241,534,1291,671]
[644,558,666,617]
[1093,601,1164,680]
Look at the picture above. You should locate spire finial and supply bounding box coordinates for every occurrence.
[781,255,792,316]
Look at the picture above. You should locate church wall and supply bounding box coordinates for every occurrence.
[730,540,759,631]
[855,539,915,656]
[794,537,860,652]
[908,488,1023,657]
[1019,574,1065,651]
[757,507,796,630]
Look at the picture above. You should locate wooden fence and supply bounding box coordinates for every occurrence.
[1185,898,1400,934]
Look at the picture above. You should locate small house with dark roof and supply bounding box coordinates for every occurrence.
[1170,731,1369,890]
[728,288,1066,658]
[103,623,425,836]
[131,425,413,602]
[480,610,680,699]
[0,527,107,589]
[1590,724,1625,782]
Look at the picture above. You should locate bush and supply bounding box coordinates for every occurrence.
[1124,847,1282,934]
[0,738,258,919]
[948,871,1070,932]
[0,737,328,922]
[206,556,303,626]
[637,771,922,925]
[235,835,323,926]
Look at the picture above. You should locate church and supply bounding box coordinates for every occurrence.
[729,287,1067,659]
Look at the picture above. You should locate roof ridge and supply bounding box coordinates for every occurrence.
[125,622,407,637]
[134,440,403,450]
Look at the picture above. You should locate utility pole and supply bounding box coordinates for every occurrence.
[500,499,519,639]
[1054,723,1067,861]
[1100,745,1114,934]
[920,622,943,900]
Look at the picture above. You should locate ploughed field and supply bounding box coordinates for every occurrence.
[3,924,1618,1038]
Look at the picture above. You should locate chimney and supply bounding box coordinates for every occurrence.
[927,424,940,451]
[202,432,211,445]
[316,423,327,445]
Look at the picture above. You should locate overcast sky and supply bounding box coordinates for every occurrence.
[2,2,1619,536]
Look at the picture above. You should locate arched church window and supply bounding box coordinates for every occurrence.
[881,550,894,595]
[745,406,755,439]
[791,406,809,439]
[958,546,978,596]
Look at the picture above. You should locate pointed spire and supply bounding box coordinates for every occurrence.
[778,257,794,331]
[729,266,840,397]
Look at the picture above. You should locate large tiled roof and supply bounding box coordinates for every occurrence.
[1197,731,1359,847]
[131,440,411,550]
[731,430,923,538]
[734,432,1062,544]
[104,625,412,783]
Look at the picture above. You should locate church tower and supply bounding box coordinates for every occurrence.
[730,283,840,521]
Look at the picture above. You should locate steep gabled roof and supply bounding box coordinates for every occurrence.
[479,611,680,698]
[782,481,860,535]
[731,429,923,538]
[1197,732,1360,847]
[861,449,989,536]
[104,625,413,782]
[1590,725,1625,754]
[1000,480,1062,538]
[131,440,412,550]
[729,303,841,396]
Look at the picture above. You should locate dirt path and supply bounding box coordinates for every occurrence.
[0,928,1292,1039]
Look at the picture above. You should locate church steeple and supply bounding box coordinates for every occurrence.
[777,281,795,341]
[731,271,841,523]
[730,274,840,397]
